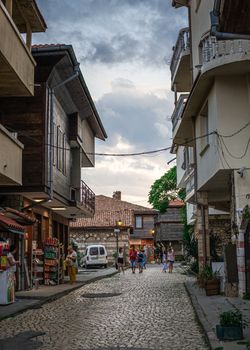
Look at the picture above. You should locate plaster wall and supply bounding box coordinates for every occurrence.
[190,0,214,81]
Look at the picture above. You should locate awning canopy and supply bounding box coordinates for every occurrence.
[4,207,36,225]
[0,213,25,235]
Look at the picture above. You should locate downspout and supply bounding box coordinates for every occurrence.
[211,0,250,40]
[48,65,80,201]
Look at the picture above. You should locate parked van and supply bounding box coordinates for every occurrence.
[81,245,108,269]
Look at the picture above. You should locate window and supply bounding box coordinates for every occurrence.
[135,216,143,229]
[99,247,105,255]
[199,102,209,155]
[56,126,66,175]
[90,247,98,256]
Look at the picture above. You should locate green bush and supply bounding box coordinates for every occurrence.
[219,310,246,328]
[199,265,219,280]
[189,260,199,274]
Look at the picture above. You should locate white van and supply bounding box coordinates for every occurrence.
[81,245,108,269]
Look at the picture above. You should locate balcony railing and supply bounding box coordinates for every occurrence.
[80,180,95,214]
[171,94,189,132]
[201,35,250,66]
[170,27,190,80]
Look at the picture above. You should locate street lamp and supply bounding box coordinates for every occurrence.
[114,220,123,257]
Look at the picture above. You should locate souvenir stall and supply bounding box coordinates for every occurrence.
[0,212,25,304]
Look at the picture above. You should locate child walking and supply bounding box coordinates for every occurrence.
[162,259,168,273]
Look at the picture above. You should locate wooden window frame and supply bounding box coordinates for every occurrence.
[135,215,143,229]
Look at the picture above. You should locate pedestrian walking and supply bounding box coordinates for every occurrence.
[162,259,168,273]
[167,246,175,273]
[65,246,78,284]
[117,247,125,274]
[142,249,147,269]
[137,248,144,273]
[129,245,137,274]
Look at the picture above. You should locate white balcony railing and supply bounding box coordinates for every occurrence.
[171,94,189,133]
[170,27,190,80]
[201,35,250,66]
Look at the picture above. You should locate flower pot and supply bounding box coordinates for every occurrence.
[205,278,220,296]
[216,325,243,341]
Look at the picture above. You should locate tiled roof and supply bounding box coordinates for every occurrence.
[71,209,133,228]
[0,213,25,233]
[94,195,157,212]
[168,199,184,207]
[71,195,157,229]
[32,44,65,49]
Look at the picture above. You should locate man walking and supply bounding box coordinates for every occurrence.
[129,245,137,274]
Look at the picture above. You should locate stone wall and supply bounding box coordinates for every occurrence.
[70,228,130,264]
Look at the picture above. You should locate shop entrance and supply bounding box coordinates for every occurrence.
[245,223,250,293]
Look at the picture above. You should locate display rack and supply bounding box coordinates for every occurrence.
[32,248,44,289]
[44,238,63,285]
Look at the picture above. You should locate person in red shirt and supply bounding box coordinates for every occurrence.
[129,245,137,274]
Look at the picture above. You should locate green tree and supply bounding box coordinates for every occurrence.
[149,166,198,263]
[148,166,179,213]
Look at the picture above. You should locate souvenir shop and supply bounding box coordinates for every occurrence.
[0,201,70,304]
[0,208,35,304]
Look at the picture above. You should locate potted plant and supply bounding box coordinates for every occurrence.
[198,265,220,296]
[216,310,246,341]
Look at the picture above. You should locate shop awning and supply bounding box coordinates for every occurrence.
[4,207,36,225]
[0,213,25,235]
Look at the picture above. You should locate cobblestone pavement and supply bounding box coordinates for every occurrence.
[0,265,208,350]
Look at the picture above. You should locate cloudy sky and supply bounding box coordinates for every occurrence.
[35,0,187,206]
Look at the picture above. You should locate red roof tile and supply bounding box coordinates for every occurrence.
[0,213,25,233]
[71,195,157,229]
[168,199,184,207]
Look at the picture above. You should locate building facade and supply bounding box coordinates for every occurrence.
[0,43,107,289]
[154,199,184,258]
[171,0,250,296]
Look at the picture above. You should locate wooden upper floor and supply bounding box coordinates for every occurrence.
[0,0,46,96]
[0,45,107,218]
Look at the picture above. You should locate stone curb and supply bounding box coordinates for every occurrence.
[0,270,119,321]
[184,282,222,350]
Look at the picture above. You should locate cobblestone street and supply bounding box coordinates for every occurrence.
[0,265,208,350]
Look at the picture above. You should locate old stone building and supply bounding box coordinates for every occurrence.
[70,192,157,264]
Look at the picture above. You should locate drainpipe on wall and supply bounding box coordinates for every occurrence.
[48,66,80,201]
[211,0,250,40]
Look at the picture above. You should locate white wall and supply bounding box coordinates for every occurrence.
[196,83,220,189]
[187,202,196,225]
[190,0,214,81]
[176,146,186,188]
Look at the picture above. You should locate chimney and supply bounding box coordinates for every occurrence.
[113,191,121,200]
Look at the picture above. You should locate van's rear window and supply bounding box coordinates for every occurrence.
[90,247,98,255]
[100,247,105,255]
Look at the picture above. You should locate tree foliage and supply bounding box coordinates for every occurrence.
[148,166,179,213]
[149,166,198,261]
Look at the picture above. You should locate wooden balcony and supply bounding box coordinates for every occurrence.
[0,1,38,96]
[170,28,191,92]
[0,124,23,185]
[80,180,95,215]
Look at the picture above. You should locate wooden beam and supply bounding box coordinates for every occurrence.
[5,0,13,17]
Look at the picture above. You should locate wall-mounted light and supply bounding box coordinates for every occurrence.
[51,207,66,211]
